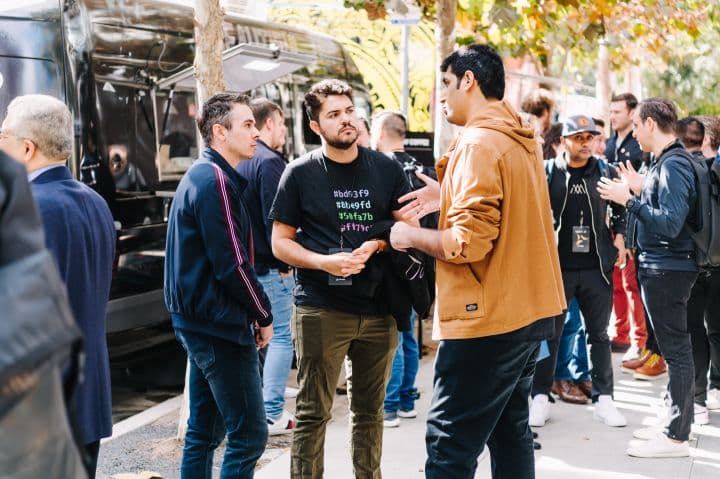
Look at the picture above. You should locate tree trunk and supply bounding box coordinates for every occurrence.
[432,0,457,161]
[178,0,226,441]
[595,38,611,129]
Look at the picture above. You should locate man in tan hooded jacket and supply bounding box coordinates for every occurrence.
[391,44,565,478]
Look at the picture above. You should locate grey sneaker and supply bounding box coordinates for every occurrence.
[398,408,417,418]
[383,410,400,428]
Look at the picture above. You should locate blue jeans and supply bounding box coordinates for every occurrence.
[257,270,295,419]
[554,298,591,382]
[384,311,419,412]
[176,330,267,479]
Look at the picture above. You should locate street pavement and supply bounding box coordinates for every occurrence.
[98,338,720,478]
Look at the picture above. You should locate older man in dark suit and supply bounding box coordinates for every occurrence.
[0,94,116,478]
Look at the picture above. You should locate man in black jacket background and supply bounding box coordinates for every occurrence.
[530,115,627,429]
[236,98,296,436]
[599,98,698,458]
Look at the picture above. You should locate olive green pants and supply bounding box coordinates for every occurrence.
[290,305,398,479]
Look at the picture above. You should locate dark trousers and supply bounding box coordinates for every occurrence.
[687,270,720,404]
[532,269,614,399]
[425,337,539,479]
[634,251,661,355]
[176,330,267,479]
[638,268,697,441]
[84,440,100,479]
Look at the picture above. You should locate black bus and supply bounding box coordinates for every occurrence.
[0,0,371,355]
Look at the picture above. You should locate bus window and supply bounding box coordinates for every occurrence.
[0,56,62,120]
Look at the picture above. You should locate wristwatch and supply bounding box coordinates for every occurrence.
[625,197,637,210]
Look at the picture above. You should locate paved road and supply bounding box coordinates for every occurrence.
[98,333,720,478]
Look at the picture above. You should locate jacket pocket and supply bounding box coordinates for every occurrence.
[439,265,486,320]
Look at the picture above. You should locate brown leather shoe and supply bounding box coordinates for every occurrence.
[576,380,592,398]
[553,379,588,404]
[633,353,667,380]
[621,348,652,373]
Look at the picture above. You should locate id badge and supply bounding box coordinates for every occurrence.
[572,226,590,253]
[328,248,353,286]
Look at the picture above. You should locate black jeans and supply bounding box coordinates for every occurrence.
[532,269,614,400]
[425,336,539,479]
[638,268,697,441]
[634,251,660,355]
[687,270,720,404]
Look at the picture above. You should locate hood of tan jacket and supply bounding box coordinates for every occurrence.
[433,99,566,340]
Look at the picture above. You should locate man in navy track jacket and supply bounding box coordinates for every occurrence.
[164,93,273,479]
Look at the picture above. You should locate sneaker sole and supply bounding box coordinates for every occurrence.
[383,421,400,428]
[397,411,417,418]
[627,449,689,458]
[633,371,668,381]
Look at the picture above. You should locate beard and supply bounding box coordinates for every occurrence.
[320,123,358,150]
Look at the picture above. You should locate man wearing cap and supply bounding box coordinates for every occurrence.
[530,115,628,428]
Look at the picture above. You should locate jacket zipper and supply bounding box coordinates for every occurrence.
[583,177,610,284]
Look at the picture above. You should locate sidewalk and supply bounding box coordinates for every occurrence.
[98,347,720,478]
[256,352,720,479]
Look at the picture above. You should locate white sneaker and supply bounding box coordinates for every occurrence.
[267,410,294,436]
[398,408,417,418]
[695,404,710,425]
[707,389,720,410]
[593,395,627,427]
[284,386,299,398]
[633,423,665,440]
[626,433,690,458]
[529,394,550,427]
[384,410,401,428]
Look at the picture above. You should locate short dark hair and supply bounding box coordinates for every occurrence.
[610,92,638,111]
[440,44,505,101]
[250,98,283,130]
[521,90,555,118]
[676,117,705,149]
[373,110,407,139]
[592,117,605,129]
[304,79,354,122]
[197,93,251,146]
[638,98,678,134]
[698,115,720,150]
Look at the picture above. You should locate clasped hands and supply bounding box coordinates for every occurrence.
[322,240,382,278]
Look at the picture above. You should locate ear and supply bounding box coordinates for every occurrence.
[309,119,321,136]
[211,123,226,142]
[462,70,475,92]
[22,138,37,162]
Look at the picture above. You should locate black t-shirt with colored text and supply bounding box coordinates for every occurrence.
[269,147,410,314]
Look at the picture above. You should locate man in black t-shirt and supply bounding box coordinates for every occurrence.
[530,115,628,429]
[269,79,410,478]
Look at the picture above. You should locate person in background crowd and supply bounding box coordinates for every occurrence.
[236,97,296,436]
[0,94,116,479]
[357,115,371,148]
[676,116,720,425]
[520,88,556,135]
[593,117,608,158]
[605,93,648,364]
[698,115,720,161]
[542,122,564,160]
[599,98,698,458]
[270,79,409,479]
[530,115,627,427]
[165,93,274,478]
[391,44,565,479]
[370,110,424,429]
